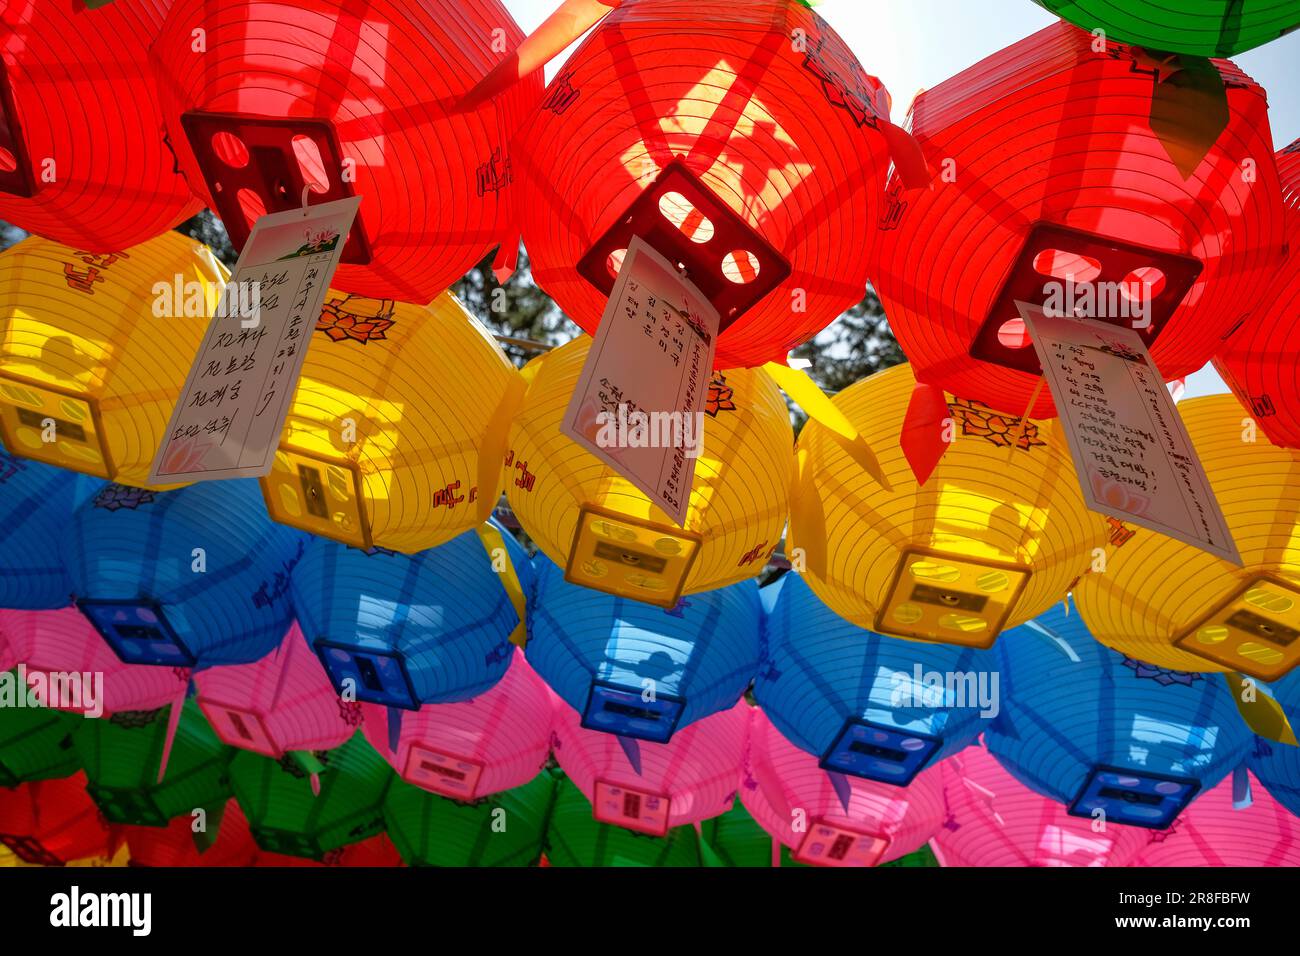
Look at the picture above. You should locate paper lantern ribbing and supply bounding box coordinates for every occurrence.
[291,521,529,710]
[1074,394,1300,680]
[552,699,748,835]
[506,336,791,606]
[987,601,1253,829]
[228,732,392,861]
[0,0,200,249]
[0,703,80,786]
[0,231,227,488]
[527,554,762,742]
[515,0,913,369]
[1131,771,1300,866]
[152,0,542,302]
[384,771,555,867]
[543,771,703,867]
[788,362,1103,647]
[756,573,999,784]
[263,291,522,552]
[251,832,402,867]
[871,21,1284,419]
[64,478,305,669]
[1033,1,1300,56]
[72,700,234,828]
[195,623,358,758]
[1248,670,1300,817]
[699,801,799,867]
[1214,141,1300,449]
[362,649,551,800]
[742,708,944,867]
[0,449,101,608]
[0,772,116,867]
[120,799,259,868]
[932,744,1148,867]
[1,607,189,715]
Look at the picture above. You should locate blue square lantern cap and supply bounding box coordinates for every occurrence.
[582,680,686,743]
[819,716,942,785]
[76,598,195,667]
[1069,764,1201,829]
[314,639,419,710]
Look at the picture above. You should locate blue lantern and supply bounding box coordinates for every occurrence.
[987,600,1253,829]
[63,479,304,668]
[0,448,101,609]
[291,520,530,710]
[526,554,762,743]
[1249,671,1300,816]
[756,572,998,785]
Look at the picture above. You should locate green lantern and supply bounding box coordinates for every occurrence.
[544,773,702,867]
[1033,0,1300,56]
[882,844,941,867]
[0,699,81,786]
[230,731,392,861]
[697,801,805,867]
[72,699,233,827]
[384,771,555,867]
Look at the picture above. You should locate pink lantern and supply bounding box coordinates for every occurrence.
[742,708,943,867]
[0,607,188,716]
[551,698,748,836]
[362,649,551,801]
[195,623,359,758]
[1132,772,1300,867]
[932,744,1148,867]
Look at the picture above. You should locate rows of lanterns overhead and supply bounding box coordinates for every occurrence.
[0,0,1299,866]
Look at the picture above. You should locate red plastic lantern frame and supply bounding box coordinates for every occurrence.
[872,21,1284,419]
[151,0,543,302]
[0,0,200,250]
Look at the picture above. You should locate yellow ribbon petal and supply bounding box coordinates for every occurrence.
[477,369,528,524]
[1224,672,1299,746]
[475,523,529,649]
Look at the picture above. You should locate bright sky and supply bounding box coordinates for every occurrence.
[502,0,1300,397]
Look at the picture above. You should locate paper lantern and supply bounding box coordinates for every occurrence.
[527,554,762,742]
[552,699,748,834]
[741,708,944,867]
[0,702,80,786]
[152,0,542,302]
[120,798,259,868]
[932,743,1148,867]
[1248,669,1300,817]
[2,607,189,716]
[543,771,702,867]
[0,449,101,609]
[756,572,999,784]
[0,772,116,866]
[1033,1,1300,56]
[0,231,227,488]
[698,800,799,867]
[506,335,791,605]
[195,623,359,758]
[291,520,529,710]
[1131,770,1300,866]
[64,478,305,669]
[871,21,1284,420]
[1215,141,1300,449]
[228,731,392,861]
[514,0,920,369]
[362,649,551,799]
[251,832,402,867]
[263,290,523,552]
[72,699,234,827]
[0,0,200,248]
[789,362,1104,647]
[383,770,555,867]
[986,601,1253,829]
[1074,394,1300,680]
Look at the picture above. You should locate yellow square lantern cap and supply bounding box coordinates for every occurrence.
[0,374,112,479]
[565,503,702,609]
[1174,577,1300,682]
[261,447,372,550]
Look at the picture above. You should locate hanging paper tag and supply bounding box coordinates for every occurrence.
[147,196,361,485]
[561,236,720,527]
[1017,301,1241,564]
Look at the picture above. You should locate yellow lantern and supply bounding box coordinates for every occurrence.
[1075,394,1300,681]
[0,231,226,488]
[505,335,792,606]
[788,362,1105,647]
[262,291,523,553]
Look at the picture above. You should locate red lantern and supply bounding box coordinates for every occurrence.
[151,0,543,301]
[1215,140,1300,448]
[0,772,116,866]
[872,21,1284,420]
[121,799,258,867]
[0,0,200,250]
[512,0,926,369]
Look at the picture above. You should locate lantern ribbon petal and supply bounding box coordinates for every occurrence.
[1148,52,1229,180]
[478,369,529,525]
[475,523,530,649]
[899,380,950,485]
[1223,672,1298,746]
